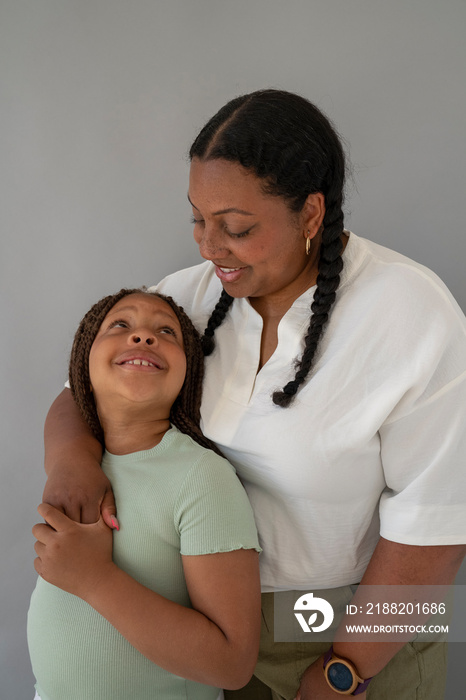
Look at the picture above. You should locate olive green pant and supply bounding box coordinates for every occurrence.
[225,591,447,700]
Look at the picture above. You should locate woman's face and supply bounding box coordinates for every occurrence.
[89,294,186,418]
[188,158,324,303]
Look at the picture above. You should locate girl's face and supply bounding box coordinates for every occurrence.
[89,294,186,419]
[188,158,324,303]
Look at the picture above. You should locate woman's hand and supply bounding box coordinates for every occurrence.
[33,503,115,598]
[43,460,117,528]
[295,656,366,700]
[43,389,117,528]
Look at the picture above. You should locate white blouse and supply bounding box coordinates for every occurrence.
[154,232,466,591]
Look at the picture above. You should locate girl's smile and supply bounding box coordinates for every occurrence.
[115,351,166,371]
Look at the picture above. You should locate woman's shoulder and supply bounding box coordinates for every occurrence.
[344,232,465,324]
[346,232,446,285]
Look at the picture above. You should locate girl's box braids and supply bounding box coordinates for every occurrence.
[69,288,222,455]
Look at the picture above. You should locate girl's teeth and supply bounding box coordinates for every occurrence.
[127,359,154,367]
[220,267,241,272]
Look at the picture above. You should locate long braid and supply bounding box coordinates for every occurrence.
[161,295,224,455]
[272,203,344,407]
[69,288,222,455]
[190,89,347,405]
[201,289,234,356]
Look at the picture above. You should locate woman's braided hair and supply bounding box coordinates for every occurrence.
[68,288,222,455]
[189,89,346,407]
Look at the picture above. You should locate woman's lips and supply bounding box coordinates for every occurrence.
[214,265,247,283]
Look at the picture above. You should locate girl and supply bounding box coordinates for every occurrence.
[28,288,261,700]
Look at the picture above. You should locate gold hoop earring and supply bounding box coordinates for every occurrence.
[305,234,311,256]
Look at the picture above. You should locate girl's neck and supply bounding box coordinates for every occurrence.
[101,416,171,455]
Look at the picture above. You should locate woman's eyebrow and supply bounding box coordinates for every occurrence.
[187,193,254,217]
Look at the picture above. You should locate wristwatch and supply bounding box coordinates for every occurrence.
[323,646,373,695]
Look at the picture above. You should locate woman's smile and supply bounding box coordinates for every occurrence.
[214,264,248,284]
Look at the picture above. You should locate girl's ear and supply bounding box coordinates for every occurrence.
[302,192,325,241]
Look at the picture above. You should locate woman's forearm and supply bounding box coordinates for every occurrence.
[333,537,466,678]
[43,389,112,524]
[297,539,465,698]
[44,388,102,474]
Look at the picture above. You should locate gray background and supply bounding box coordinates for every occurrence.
[1,1,465,697]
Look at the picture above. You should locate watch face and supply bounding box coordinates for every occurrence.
[328,661,353,691]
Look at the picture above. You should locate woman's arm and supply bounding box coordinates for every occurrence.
[296,538,466,699]
[332,538,465,676]
[33,503,261,689]
[44,389,116,526]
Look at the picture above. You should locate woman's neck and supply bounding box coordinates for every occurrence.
[249,232,349,370]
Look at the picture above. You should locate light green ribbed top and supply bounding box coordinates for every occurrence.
[28,427,260,700]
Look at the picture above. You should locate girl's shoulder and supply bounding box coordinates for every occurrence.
[169,429,261,555]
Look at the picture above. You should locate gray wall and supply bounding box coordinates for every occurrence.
[1,1,465,697]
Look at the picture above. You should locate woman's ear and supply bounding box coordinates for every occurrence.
[302,192,325,241]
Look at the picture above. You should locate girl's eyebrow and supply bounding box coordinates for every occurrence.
[187,194,254,217]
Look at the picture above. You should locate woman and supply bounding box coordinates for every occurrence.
[43,90,466,699]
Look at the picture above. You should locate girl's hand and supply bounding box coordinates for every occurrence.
[33,503,115,599]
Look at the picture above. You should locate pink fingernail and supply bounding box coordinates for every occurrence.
[111,516,120,531]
